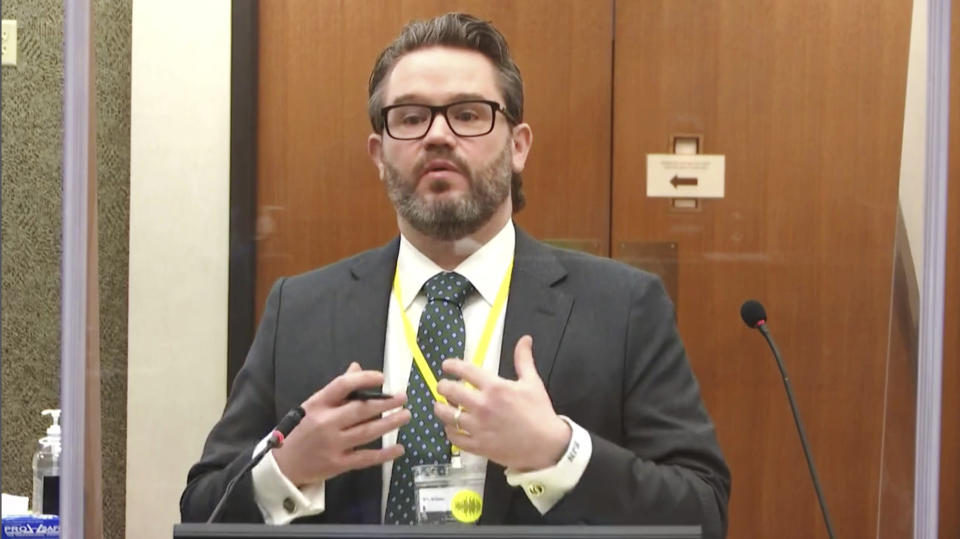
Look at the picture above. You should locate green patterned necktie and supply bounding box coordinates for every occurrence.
[385,271,473,524]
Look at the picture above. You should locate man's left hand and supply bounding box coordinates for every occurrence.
[434,335,571,471]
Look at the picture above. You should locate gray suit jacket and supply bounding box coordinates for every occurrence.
[181,229,731,537]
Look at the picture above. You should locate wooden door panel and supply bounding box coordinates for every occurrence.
[611,1,911,537]
[257,0,612,319]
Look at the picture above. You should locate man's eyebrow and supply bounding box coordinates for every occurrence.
[388,92,490,105]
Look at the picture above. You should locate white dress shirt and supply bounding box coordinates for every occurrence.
[251,220,592,524]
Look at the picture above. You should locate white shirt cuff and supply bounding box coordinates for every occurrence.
[250,436,326,524]
[504,416,592,514]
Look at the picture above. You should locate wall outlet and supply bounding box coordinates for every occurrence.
[2,19,17,66]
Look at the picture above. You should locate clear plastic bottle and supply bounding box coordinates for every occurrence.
[32,409,61,515]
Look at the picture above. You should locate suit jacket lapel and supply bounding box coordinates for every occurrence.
[333,238,399,375]
[329,238,399,523]
[481,228,574,524]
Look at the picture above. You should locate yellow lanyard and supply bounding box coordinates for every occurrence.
[392,259,513,405]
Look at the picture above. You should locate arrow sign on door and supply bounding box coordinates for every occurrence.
[646,154,725,198]
[670,175,698,188]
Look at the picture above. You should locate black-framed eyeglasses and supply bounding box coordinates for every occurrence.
[380,100,515,140]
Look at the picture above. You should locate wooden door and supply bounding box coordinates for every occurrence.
[611,1,912,537]
[256,0,921,536]
[256,0,613,319]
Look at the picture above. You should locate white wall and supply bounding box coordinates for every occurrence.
[127,2,230,537]
[898,0,928,285]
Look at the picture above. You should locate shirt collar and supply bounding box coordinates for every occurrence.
[396,220,516,309]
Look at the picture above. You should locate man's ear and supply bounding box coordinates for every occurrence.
[367,133,385,181]
[510,123,533,174]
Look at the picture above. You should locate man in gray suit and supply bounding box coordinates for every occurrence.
[181,12,730,538]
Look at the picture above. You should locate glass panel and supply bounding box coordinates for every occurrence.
[875,1,929,534]
[166,2,945,537]
[1,1,942,538]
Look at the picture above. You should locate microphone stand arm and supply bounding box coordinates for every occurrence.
[759,323,837,539]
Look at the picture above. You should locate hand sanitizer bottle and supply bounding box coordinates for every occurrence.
[32,409,61,515]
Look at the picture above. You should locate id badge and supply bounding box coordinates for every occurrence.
[413,463,484,524]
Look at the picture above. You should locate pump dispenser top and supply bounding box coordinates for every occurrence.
[41,409,61,437]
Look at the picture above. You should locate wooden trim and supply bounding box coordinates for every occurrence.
[84,71,103,538]
[228,0,259,393]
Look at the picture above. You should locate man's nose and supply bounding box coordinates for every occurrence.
[422,111,457,147]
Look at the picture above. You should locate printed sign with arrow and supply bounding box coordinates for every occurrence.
[646,154,725,198]
[670,175,698,188]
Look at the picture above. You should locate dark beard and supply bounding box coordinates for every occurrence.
[383,144,512,241]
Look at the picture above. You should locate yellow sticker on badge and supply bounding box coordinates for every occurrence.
[450,489,482,523]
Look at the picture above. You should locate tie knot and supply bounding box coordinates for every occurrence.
[424,272,473,307]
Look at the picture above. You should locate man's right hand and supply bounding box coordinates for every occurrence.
[271,362,410,487]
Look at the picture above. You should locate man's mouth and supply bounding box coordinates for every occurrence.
[420,159,461,177]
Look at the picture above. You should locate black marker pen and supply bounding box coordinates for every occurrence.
[347,389,393,401]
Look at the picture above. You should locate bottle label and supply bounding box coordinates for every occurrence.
[1,514,60,538]
[41,477,59,516]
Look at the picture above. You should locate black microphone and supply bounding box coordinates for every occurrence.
[206,406,306,523]
[740,300,836,539]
